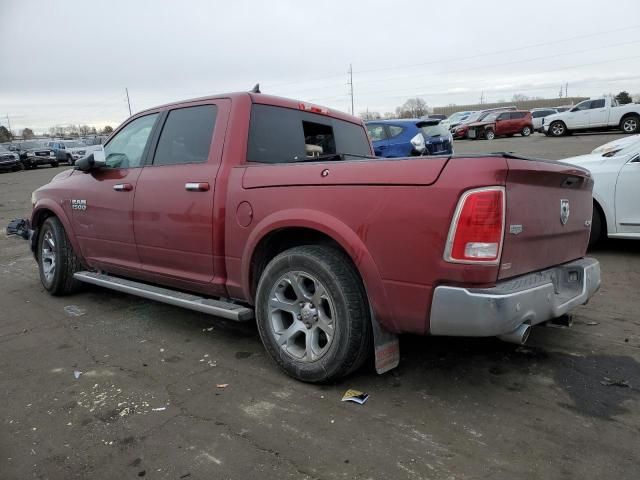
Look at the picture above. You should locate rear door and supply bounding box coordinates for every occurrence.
[366,123,390,157]
[588,99,608,127]
[614,154,640,234]
[386,125,410,157]
[499,158,593,279]
[133,100,230,288]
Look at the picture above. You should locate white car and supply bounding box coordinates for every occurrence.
[543,97,640,136]
[562,135,640,244]
[48,140,103,165]
[530,108,557,132]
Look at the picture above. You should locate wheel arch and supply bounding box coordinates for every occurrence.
[241,209,396,332]
[592,196,609,237]
[31,200,84,262]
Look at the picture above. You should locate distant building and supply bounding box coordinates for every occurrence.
[432,97,589,116]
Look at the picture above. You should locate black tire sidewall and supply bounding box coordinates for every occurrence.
[256,247,367,382]
[550,121,565,136]
[38,218,62,292]
[589,206,603,247]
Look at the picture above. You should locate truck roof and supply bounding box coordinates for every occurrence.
[136,91,363,125]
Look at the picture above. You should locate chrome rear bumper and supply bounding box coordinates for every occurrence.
[429,258,600,337]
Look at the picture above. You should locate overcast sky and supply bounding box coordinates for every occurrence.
[1,0,639,133]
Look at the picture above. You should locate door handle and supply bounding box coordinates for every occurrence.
[185,182,210,192]
[113,183,133,191]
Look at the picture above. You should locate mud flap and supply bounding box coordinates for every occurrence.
[370,310,400,374]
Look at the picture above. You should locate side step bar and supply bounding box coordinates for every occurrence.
[73,271,254,322]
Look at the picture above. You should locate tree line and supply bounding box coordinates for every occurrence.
[359,91,639,120]
[0,125,114,142]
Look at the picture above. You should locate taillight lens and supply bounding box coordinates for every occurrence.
[444,187,505,264]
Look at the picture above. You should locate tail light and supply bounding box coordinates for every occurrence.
[410,133,426,153]
[444,186,505,264]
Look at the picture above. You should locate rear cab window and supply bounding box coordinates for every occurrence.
[247,104,371,163]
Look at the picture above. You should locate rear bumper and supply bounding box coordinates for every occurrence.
[429,258,600,337]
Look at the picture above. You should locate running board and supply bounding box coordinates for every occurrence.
[73,271,254,321]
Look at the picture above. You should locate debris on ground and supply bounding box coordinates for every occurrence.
[64,305,87,317]
[216,384,229,389]
[5,218,30,239]
[600,377,630,388]
[73,370,82,379]
[151,407,166,412]
[341,389,369,405]
[585,321,599,326]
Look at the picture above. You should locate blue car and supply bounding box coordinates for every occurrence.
[365,119,453,158]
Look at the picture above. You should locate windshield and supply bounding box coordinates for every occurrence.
[482,113,500,122]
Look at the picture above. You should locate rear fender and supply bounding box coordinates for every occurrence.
[241,208,398,333]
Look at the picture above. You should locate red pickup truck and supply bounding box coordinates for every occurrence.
[29,91,601,382]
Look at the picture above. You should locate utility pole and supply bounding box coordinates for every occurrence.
[6,114,12,138]
[479,91,484,105]
[559,85,563,98]
[125,88,132,116]
[565,82,568,99]
[348,64,354,115]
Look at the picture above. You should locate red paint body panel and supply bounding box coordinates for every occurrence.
[31,92,593,336]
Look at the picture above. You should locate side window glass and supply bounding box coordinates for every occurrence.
[153,105,217,166]
[387,126,404,138]
[498,113,509,120]
[574,101,590,111]
[103,113,158,169]
[590,99,605,109]
[366,124,387,141]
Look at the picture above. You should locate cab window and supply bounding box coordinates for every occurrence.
[152,105,217,166]
[103,114,158,169]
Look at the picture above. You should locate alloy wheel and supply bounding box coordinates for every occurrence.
[268,271,335,362]
[41,230,56,283]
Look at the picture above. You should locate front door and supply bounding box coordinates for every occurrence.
[565,100,590,128]
[615,155,640,234]
[133,101,229,290]
[69,113,159,273]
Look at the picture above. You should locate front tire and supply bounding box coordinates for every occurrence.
[37,217,83,295]
[484,129,495,140]
[620,115,639,134]
[255,245,371,383]
[521,126,532,136]
[549,121,566,137]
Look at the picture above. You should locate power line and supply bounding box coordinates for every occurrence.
[309,55,640,103]
[265,24,640,91]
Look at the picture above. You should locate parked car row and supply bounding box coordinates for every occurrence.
[0,136,107,172]
[365,119,453,157]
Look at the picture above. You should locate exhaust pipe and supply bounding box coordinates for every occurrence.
[497,323,531,345]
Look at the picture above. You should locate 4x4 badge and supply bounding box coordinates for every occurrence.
[560,199,570,225]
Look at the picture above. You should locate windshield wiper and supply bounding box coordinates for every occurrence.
[295,152,375,162]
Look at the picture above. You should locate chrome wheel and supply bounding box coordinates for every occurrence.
[41,230,56,283]
[622,118,638,133]
[485,130,495,140]
[268,271,335,362]
[551,122,565,136]
[522,127,531,136]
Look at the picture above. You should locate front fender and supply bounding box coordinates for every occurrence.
[592,190,614,235]
[31,198,84,262]
[240,208,398,332]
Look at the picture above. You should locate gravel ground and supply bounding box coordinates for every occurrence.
[1,133,639,480]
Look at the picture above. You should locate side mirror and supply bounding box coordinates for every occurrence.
[75,153,106,172]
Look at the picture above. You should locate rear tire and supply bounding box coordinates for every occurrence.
[37,217,84,295]
[521,126,532,136]
[620,115,639,134]
[589,204,605,248]
[549,121,566,137]
[50,162,59,168]
[255,245,371,383]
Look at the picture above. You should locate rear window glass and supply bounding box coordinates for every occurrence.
[366,124,387,141]
[387,126,404,138]
[153,105,217,166]
[420,124,449,137]
[247,105,371,163]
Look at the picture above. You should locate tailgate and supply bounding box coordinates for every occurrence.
[499,157,593,280]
